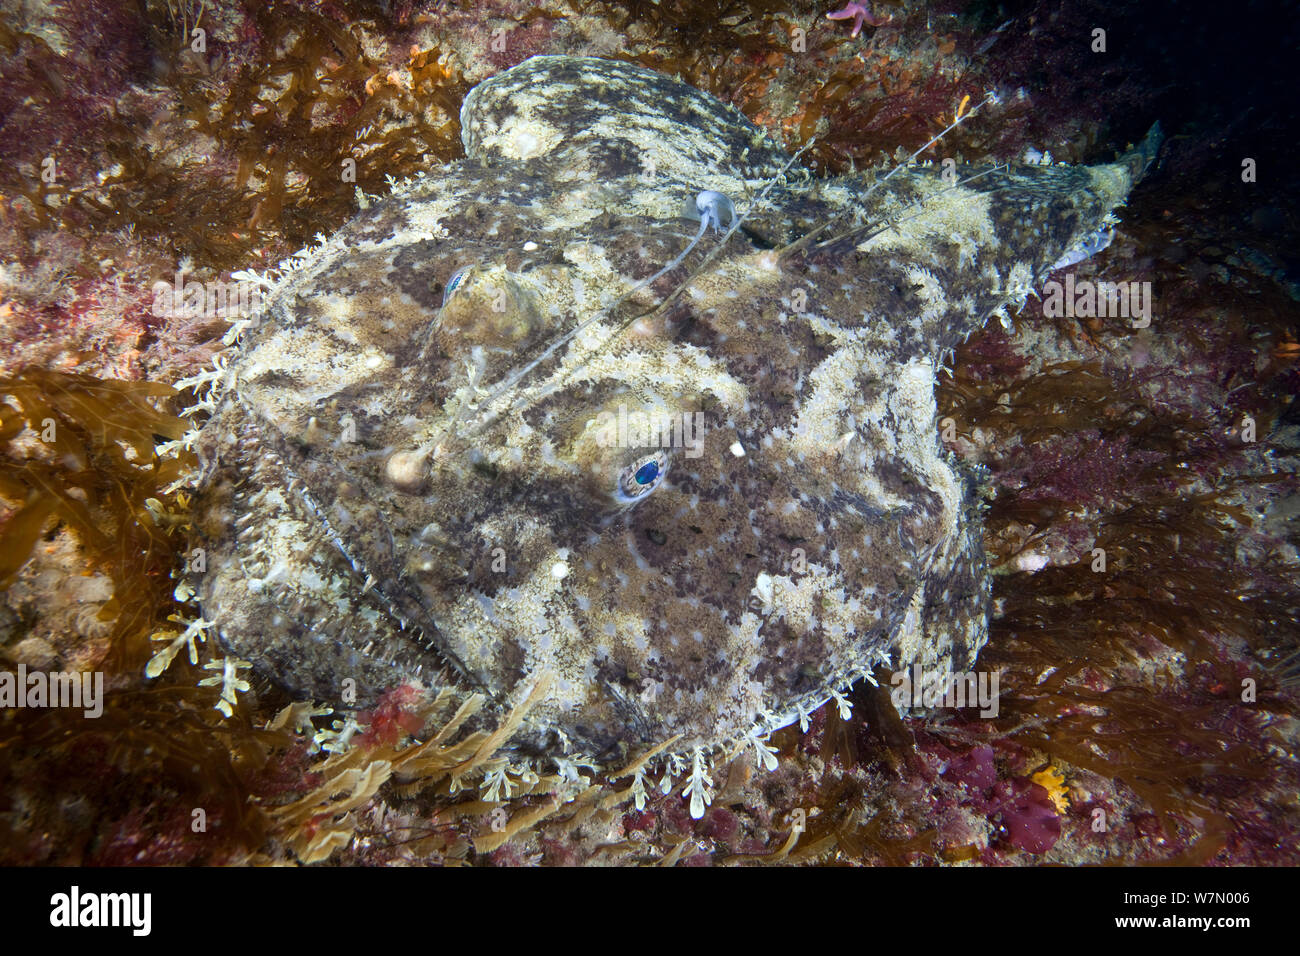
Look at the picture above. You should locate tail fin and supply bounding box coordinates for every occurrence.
[1120,121,1164,185]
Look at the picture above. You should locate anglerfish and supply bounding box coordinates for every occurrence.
[192,56,1159,809]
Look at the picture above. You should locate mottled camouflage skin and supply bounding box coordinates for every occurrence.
[195,57,1156,762]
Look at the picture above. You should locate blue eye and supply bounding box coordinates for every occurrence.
[442,266,471,305]
[616,451,669,504]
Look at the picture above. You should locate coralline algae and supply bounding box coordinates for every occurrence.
[191,56,1159,814]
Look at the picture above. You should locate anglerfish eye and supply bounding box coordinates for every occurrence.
[615,450,669,504]
[442,266,472,306]
[695,190,735,233]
